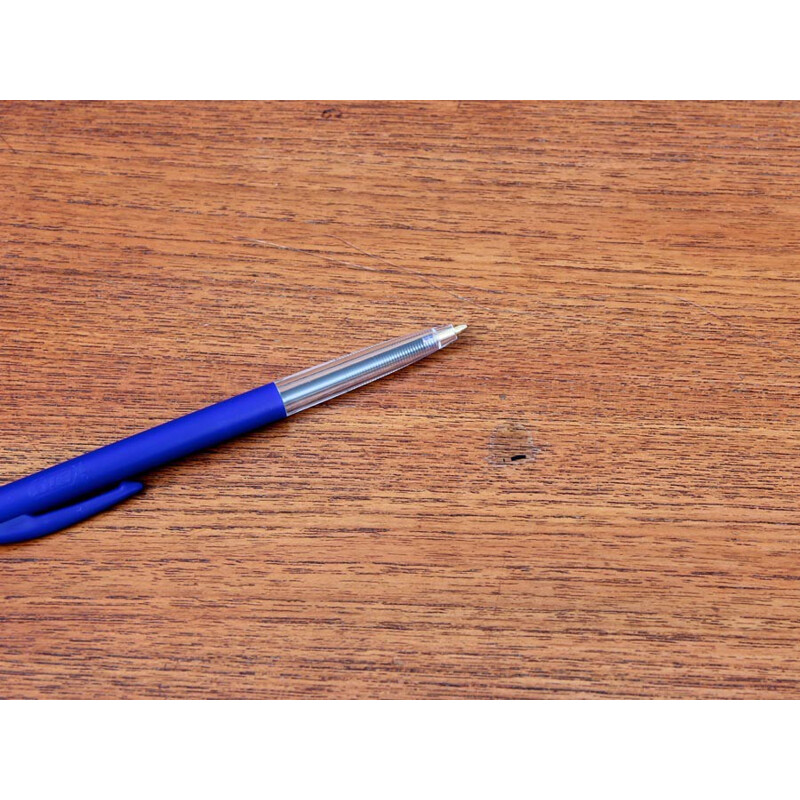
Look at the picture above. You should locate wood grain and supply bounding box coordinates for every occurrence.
[1,101,799,698]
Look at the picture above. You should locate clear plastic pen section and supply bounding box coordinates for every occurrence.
[275,325,464,415]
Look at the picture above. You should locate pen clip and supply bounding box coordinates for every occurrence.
[0,480,144,544]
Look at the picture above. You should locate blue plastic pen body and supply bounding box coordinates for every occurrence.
[0,383,287,543]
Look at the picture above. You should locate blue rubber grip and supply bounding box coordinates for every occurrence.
[0,382,287,543]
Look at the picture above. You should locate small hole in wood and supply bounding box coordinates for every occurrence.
[510,454,527,462]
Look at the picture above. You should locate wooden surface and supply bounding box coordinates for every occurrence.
[1,101,800,698]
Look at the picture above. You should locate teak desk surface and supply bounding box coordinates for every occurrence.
[2,101,799,698]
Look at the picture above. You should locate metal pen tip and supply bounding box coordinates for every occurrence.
[453,323,468,335]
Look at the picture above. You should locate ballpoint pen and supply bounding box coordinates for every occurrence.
[0,323,467,544]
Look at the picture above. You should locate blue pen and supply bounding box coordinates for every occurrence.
[0,324,467,544]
